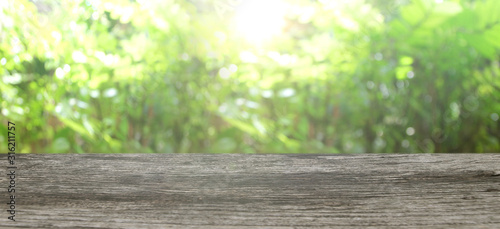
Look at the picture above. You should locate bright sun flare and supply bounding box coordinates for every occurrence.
[234,0,287,43]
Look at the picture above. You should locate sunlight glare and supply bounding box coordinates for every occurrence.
[234,0,287,43]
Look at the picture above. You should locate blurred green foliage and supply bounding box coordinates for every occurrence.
[1,0,499,154]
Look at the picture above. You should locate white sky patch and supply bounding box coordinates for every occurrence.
[240,51,258,63]
[407,71,415,79]
[72,51,87,63]
[339,17,359,31]
[236,98,245,106]
[77,101,89,109]
[267,51,296,66]
[95,51,118,66]
[55,68,65,79]
[90,90,100,98]
[219,67,230,79]
[69,98,76,106]
[491,113,499,122]
[63,64,71,73]
[402,140,410,148]
[51,31,62,43]
[103,88,118,98]
[55,103,63,114]
[278,88,295,98]
[261,90,273,98]
[214,31,226,44]
[229,64,238,73]
[245,100,259,109]
[3,73,22,84]
[234,0,287,44]
[406,127,415,136]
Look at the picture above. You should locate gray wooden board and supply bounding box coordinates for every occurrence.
[1,154,500,228]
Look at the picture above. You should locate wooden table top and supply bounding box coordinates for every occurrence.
[2,154,500,228]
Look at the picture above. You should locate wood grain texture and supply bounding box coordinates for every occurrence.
[1,154,500,228]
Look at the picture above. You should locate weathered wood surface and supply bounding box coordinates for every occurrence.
[2,154,500,228]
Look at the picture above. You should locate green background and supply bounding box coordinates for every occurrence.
[1,0,499,154]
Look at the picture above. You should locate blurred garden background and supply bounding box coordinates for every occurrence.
[0,0,499,154]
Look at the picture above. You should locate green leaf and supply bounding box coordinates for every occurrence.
[399,56,414,65]
[448,9,478,30]
[420,2,462,28]
[463,34,496,59]
[396,66,413,80]
[210,137,237,153]
[401,0,427,25]
[51,137,70,153]
[224,118,262,137]
[433,2,462,15]
[484,25,500,48]
[476,0,500,27]
[58,117,94,139]
[277,134,300,150]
